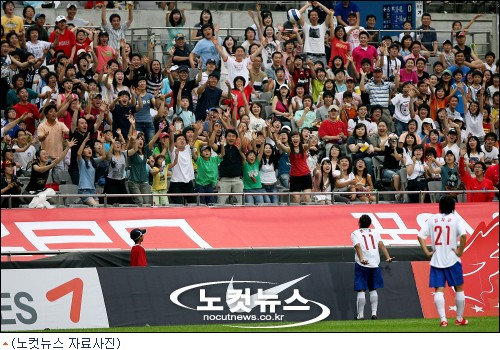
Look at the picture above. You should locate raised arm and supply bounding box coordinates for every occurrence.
[126,4,134,27]
[77,133,91,160]
[101,6,107,27]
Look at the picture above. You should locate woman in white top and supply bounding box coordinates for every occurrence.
[464,135,485,177]
[464,96,485,142]
[405,144,427,203]
[335,155,355,202]
[260,143,280,204]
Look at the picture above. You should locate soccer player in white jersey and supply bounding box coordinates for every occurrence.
[417,195,468,327]
[351,215,394,320]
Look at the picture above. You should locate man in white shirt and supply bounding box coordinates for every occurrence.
[351,214,394,320]
[344,11,365,53]
[481,132,499,168]
[298,1,334,67]
[418,195,468,327]
[168,128,196,205]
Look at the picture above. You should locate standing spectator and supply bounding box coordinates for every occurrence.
[365,14,379,48]
[76,134,107,206]
[352,31,377,73]
[344,11,365,53]
[65,3,93,27]
[37,104,70,184]
[171,33,191,67]
[458,148,495,202]
[417,196,468,327]
[12,87,40,135]
[193,144,221,205]
[298,1,334,67]
[405,144,427,203]
[1,1,23,39]
[329,26,350,69]
[129,228,147,267]
[334,0,360,27]
[101,4,134,52]
[351,214,394,320]
[128,128,162,206]
[1,160,24,208]
[359,66,399,132]
[165,9,186,51]
[416,13,438,56]
[24,140,75,196]
[318,104,347,145]
[378,43,404,82]
[26,13,49,42]
[93,30,115,74]
[104,134,138,206]
[189,24,223,70]
[275,131,313,203]
[133,76,156,146]
[167,125,196,205]
[49,16,76,63]
[191,9,213,43]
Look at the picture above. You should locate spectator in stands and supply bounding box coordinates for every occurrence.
[209,127,245,205]
[352,31,377,74]
[404,144,427,203]
[1,1,23,40]
[7,74,44,107]
[26,13,49,43]
[312,158,335,204]
[165,8,186,51]
[65,3,93,27]
[464,93,485,143]
[101,5,134,52]
[347,123,375,178]
[294,95,317,132]
[482,132,499,168]
[49,16,76,63]
[275,130,313,203]
[1,159,24,208]
[167,124,196,205]
[298,1,334,67]
[191,9,213,43]
[344,11,365,54]
[12,129,37,173]
[24,138,76,196]
[484,163,499,198]
[12,87,40,135]
[459,147,495,202]
[334,155,354,201]
[329,26,350,69]
[170,33,190,67]
[359,66,399,133]
[190,25,222,71]
[335,0,360,27]
[364,14,379,48]
[453,32,484,70]
[351,158,376,203]
[348,104,375,137]
[378,43,404,83]
[22,5,35,27]
[369,120,390,156]
[129,128,163,206]
[318,104,347,145]
[381,133,404,201]
[76,133,106,206]
[242,136,265,205]
[416,13,438,56]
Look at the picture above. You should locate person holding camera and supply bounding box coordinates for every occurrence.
[382,133,404,201]
[1,160,24,208]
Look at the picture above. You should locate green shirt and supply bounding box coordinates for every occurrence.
[7,88,38,106]
[243,160,262,190]
[195,156,221,186]
[129,148,151,183]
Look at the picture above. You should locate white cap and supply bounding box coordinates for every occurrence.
[170,65,179,72]
[77,49,87,56]
[66,3,77,9]
[55,15,67,23]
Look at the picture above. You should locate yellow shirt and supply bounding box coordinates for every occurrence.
[152,167,167,191]
[1,16,24,40]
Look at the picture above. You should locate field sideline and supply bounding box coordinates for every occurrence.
[31,317,499,333]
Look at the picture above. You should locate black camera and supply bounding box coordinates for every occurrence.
[15,181,24,187]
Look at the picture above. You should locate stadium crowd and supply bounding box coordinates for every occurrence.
[1,0,499,208]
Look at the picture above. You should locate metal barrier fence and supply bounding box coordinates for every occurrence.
[1,189,498,209]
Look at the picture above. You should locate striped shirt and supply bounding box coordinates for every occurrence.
[364,80,395,108]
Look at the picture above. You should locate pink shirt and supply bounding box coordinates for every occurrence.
[399,69,419,84]
[352,45,378,72]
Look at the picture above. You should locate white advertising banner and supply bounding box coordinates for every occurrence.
[1,268,109,331]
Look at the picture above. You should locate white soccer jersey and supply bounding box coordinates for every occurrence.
[351,228,383,268]
[418,213,466,268]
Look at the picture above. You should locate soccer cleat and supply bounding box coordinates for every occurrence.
[440,321,448,327]
[371,315,378,320]
[455,318,469,326]
[354,316,364,320]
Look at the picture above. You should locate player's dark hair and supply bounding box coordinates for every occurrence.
[359,215,372,229]
[439,195,455,214]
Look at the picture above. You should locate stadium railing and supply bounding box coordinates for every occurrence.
[1,189,498,209]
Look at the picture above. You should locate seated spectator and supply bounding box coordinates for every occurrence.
[351,158,376,203]
[334,155,355,202]
[346,123,375,180]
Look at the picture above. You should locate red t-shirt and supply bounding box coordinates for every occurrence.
[459,157,496,202]
[289,150,311,177]
[13,103,40,134]
[74,37,92,62]
[50,29,76,59]
[318,119,348,143]
[485,163,499,188]
[130,245,147,266]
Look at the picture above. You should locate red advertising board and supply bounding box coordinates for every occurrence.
[1,203,497,258]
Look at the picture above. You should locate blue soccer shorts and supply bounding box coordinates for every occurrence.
[354,263,384,291]
[429,262,464,288]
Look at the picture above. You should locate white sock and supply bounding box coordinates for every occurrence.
[455,291,465,321]
[369,290,378,316]
[434,292,446,322]
[357,292,366,319]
